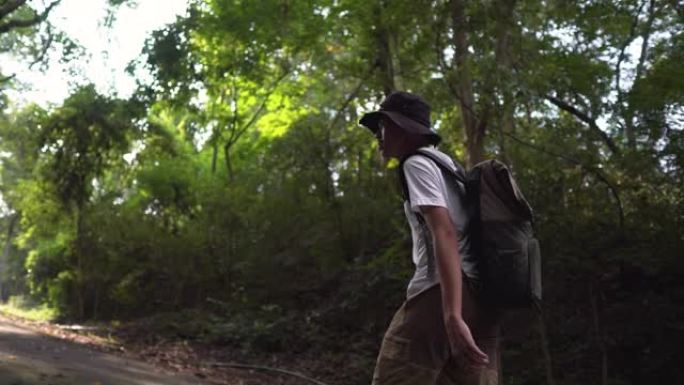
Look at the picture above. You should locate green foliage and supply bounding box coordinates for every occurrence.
[39,85,136,210]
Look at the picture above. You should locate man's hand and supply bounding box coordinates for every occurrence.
[445,315,489,370]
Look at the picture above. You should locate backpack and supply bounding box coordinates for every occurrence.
[399,149,542,309]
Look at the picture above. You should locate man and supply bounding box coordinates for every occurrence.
[359,91,501,385]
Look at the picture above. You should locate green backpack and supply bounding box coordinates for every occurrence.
[399,149,542,309]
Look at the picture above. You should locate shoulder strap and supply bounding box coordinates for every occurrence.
[397,149,467,281]
[397,152,436,279]
[414,149,467,186]
[398,149,467,199]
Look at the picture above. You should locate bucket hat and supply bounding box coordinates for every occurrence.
[359,91,441,145]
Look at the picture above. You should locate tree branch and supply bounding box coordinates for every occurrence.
[0,0,60,34]
[0,0,26,20]
[505,132,625,232]
[0,73,16,84]
[615,1,647,102]
[545,95,621,155]
[634,0,657,84]
[229,69,291,145]
[28,24,54,68]
[623,0,657,147]
[227,73,239,144]
[327,65,376,132]
[314,64,376,202]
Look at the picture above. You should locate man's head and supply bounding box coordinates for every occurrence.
[359,91,440,160]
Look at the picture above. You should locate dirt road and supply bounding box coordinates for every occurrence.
[0,317,207,385]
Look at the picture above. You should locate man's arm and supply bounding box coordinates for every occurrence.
[420,205,489,369]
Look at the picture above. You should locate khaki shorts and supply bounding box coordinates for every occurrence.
[372,280,502,385]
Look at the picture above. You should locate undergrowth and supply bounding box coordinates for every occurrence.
[0,295,58,322]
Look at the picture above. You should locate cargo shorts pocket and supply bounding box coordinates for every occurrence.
[373,334,412,385]
[379,334,410,361]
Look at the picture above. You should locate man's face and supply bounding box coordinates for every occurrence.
[376,118,405,160]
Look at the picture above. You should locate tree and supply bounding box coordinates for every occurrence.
[0,103,46,300]
[31,85,136,318]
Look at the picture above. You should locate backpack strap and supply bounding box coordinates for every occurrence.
[414,149,468,188]
[413,149,477,236]
[398,152,437,279]
[398,149,469,281]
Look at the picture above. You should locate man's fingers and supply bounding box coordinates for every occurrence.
[464,342,489,364]
[458,335,488,362]
[471,344,489,362]
[447,321,490,368]
[452,339,489,366]
[461,351,487,372]
[465,348,488,365]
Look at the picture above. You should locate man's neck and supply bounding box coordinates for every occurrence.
[397,144,435,162]
[401,143,433,156]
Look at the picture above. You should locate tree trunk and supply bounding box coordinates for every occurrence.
[92,282,100,319]
[374,3,398,95]
[451,0,486,168]
[0,213,19,302]
[538,309,557,385]
[494,0,518,165]
[591,284,609,385]
[389,30,404,91]
[624,0,656,149]
[75,206,85,320]
[224,143,234,182]
[211,139,219,174]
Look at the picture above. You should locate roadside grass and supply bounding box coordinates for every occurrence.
[0,295,57,322]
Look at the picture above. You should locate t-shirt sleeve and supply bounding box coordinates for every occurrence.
[403,156,447,212]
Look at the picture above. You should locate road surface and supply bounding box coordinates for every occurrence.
[0,317,207,385]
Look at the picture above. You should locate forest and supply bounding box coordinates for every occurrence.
[0,0,682,384]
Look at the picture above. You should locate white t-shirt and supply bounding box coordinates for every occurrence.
[402,147,477,299]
